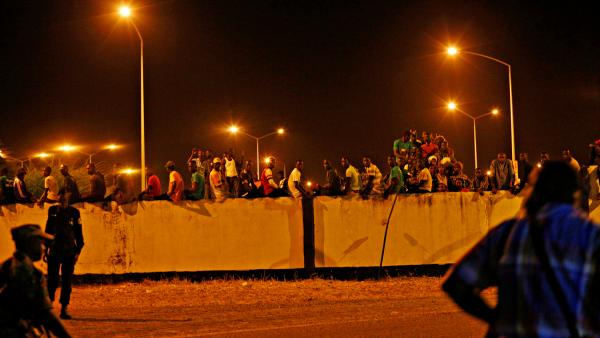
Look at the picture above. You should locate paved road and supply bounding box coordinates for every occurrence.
[62,278,490,337]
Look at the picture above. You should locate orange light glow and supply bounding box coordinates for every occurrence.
[118,6,131,17]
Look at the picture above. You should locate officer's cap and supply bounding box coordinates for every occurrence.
[11,224,54,243]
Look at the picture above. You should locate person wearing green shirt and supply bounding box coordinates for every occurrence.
[185,162,205,201]
[393,131,413,159]
[384,156,404,198]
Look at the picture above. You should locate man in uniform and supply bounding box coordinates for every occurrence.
[0,224,71,337]
[45,189,84,320]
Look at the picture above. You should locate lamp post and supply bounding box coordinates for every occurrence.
[446,101,499,169]
[119,6,146,190]
[228,126,285,176]
[446,46,516,163]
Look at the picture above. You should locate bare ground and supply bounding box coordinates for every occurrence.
[58,277,494,337]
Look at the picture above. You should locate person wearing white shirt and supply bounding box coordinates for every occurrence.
[288,160,308,198]
[38,166,59,205]
[360,156,383,199]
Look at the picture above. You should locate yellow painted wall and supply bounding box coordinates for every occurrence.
[0,199,305,274]
[313,191,524,267]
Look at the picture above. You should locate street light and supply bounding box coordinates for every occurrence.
[118,5,146,190]
[446,101,499,169]
[228,125,286,176]
[446,45,516,163]
[56,143,121,163]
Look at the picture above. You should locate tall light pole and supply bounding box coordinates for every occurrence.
[446,46,516,163]
[119,5,146,190]
[446,101,499,169]
[228,126,285,176]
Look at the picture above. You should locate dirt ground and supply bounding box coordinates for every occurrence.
[59,277,494,337]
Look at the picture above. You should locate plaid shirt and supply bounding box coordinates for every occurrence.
[447,203,600,337]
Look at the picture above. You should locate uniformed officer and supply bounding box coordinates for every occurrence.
[45,189,84,320]
[0,224,71,337]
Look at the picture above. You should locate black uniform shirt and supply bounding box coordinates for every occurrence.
[45,205,84,255]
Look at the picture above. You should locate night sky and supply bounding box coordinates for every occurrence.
[1,0,598,187]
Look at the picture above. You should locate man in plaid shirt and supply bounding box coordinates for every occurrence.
[443,161,600,337]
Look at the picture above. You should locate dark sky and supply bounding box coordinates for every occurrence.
[1,0,599,187]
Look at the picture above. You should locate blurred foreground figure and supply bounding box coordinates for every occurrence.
[0,224,70,337]
[443,161,600,337]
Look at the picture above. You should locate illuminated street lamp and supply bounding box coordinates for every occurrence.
[118,5,146,190]
[56,143,121,163]
[446,101,500,169]
[446,46,516,163]
[228,125,286,176]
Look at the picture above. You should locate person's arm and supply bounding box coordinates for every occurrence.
[343,176,351,194]
[441,272,495,323]
[191,177,199,193]
[39,188,49,204]
[293,181,308,197]
[73,209,84,256]
[384,177,399,197]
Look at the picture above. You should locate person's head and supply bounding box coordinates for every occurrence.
[212,157,222,171]
[340,156,350,169]
[11,224,53,261]
[475,167,484,177]
[57,188,71,208]
[402,130,411,142]
[295,160,304,171]
[59,164,69,176]
[244,160,252,171]
[188,161,197,173]
[276,170,284,180]
[323,159,331,171]
[525,161,578,219]
[164,161,176,172]
[561,148,573,161]
[264,156,275,169]
[16,167,26,179]
[0,167,8,176]
[428,156,438,167]
[42,166,51,177]
[519,152,528,162]
[453,161,464,175]
[86,163,96,175]
[497,152,507,163]
[387,156,396,168]
[421,131,430,142]
[540,152,550,162]
[409,134,416,142]
[362,156,371,168]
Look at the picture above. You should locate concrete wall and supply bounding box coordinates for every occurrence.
[0,199,305,274]
[1,177,599,274]
[313,192,523,267]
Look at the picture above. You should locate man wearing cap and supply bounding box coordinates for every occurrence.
[165,161,184,202]
[209,157,227,201]
[45,189,84,320]
[0,224,71,337]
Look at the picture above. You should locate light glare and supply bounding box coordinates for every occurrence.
[447,46,458,56]
[491,109,499,115]
[105,144,120,150]
[119,6,131,17]
[57,144,77,153]
[447,102,457,111]
[277,128,285,135]
[36,152,51,159]
[228,126,239,134]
